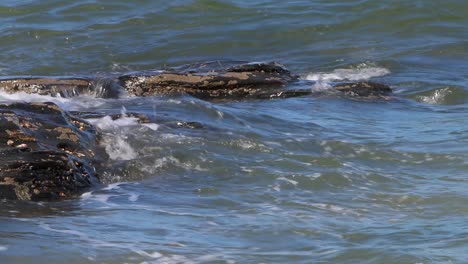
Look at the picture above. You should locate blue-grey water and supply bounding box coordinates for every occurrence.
[1,1,468,263]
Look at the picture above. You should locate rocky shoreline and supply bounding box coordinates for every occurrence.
[0,102,101,200]
[0,61,392,200]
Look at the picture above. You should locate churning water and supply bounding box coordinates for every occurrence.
[1,1,468,263]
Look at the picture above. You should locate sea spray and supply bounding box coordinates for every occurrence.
[306,66,390,82]
[86,107,141,160]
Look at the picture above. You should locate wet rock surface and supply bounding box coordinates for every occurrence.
[0,102,101,200]
[334,81,393,97]
[0,77,92,97]
[119,61,301,99]
[0,77,121,98]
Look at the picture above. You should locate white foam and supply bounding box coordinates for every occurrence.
[86,115,139,131]
[311,203,362,216]
[311,81,334,91]
[86,107,160,161]
[103,136,137,160]
[39,223,87,237]
[135,250,163,258]
[277,177,299,186]
[142,123,160,131]
[102,182,123,191]
[140,155,207,174]
[0,91,104,111]
[417,87,452,105]
[0,245,7,251]
[81,193,113,204]
[86,108,159,132]
[140,254,195,264]
[271,184,281,192]
[128,193,139,202]
[306,67,390,82]
[80,191,93,199]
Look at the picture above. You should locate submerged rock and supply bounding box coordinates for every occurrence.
[0,102,100,200]
[333,81,392,97]
[118,61,300,99]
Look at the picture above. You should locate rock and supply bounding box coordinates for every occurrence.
[0,77,120,98]
[333,81,392,97]
[0,77,92,97]
[253,89,313,99]
[0,102,101,200]
[0,150,97,200]
[167,121,204,129]
[0,63,392,100]
[118,61,300,99]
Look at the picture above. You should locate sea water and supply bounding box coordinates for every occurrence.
[1,1,467,263]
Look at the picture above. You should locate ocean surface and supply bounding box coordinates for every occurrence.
[1,1,467,263]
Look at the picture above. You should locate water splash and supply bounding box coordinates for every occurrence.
[306,66,390,82]
[86,107,142,160]
[0,91,104,111]
[412,86,468,105]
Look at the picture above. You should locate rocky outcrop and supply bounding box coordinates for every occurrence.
[118,61,393,99]
[0,61,393,100]
[0,77,92,97]
[119,61,301,99]
[0,77,120,98]
[0,102,101,200]
[0,61,393,201]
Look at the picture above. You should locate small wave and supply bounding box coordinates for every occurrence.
[411,86,468,105]
[418,87,452,105]
[103,133,138,160]
[86,107,159,131]
[102,182,123,191]
[0,245,8,251]
[39,222,189,262]
[310,203,363,217]
[86,107,160,161]
[306,67,390,82]
[87,115,140,131]
[81,191,116,206]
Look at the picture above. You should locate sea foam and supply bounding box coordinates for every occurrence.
[0,91,104,111]
[86,107,159,161]
[306,66,390,82]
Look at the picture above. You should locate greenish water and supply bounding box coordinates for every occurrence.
[1,1,468,263]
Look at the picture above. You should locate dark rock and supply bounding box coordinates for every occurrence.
[333,81,392,97]
[166,121,204,129]
[118,61,299,99]
[0,102,101,200]
[253,89,313,99]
